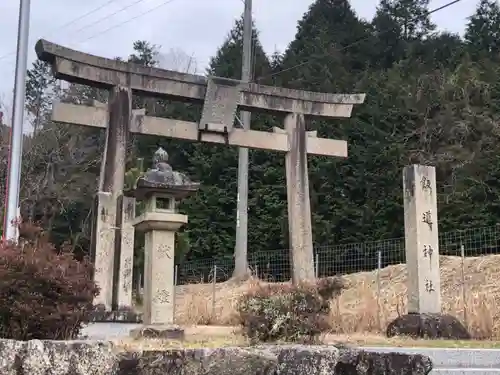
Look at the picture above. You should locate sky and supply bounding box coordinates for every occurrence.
[0,0,480,116]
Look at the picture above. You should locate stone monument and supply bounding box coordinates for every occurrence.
[129,147,199,339]
[403,164,441,314]
[386,164,470,340]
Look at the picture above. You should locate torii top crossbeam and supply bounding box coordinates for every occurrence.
[35,39,365,118]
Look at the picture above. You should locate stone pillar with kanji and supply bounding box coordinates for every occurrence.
[130,147,199,339]
[385,164,471,340]
[402,164,441,314]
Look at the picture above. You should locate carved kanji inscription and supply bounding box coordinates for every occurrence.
[152,289,171,304]
[156,243,172,259]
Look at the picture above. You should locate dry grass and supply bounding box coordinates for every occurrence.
[113,327,500,352]
[113,326,245,352]
[114,333,500,352]
[171,254,500,340]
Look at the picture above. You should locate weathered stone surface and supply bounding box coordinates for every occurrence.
[0,340,25,375]
[117,195,136,309]
[386,312,471,340]
[0,340,433,375]
[139,147,200,191]
[52,102,349,158]
[35,39,365,117]
[336,347,433,375]
[129,325,185,340]
[116,347,277,375]
[131,148,198,327]
[255,344,432,375]
[277,345,340,375]
[0,339,116,375]
[403,165,441,315]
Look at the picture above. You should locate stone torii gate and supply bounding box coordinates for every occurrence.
[36,39,365,310]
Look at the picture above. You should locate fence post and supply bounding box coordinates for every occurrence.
[173,264,178,320]
[212,264,217,317]
[460,244,467,327]
[377,250,382,331]
[314,250,319,279]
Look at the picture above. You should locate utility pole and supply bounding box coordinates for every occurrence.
[3,0,31,242]
[233,0,253,279]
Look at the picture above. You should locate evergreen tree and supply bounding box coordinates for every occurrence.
[264,0,500,273]
[278,0,373,91]
[25,60,59,133]
[273,0,377,252]
[371,0,436,68]
[408,32,464,70]
[465,0,500,60]
[128,41,159,66]
[377,0,435,40]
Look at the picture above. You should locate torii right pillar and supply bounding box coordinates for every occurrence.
[281,113,316,284]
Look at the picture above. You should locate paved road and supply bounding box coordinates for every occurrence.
[364,347,500,375]
[81,324,500,374]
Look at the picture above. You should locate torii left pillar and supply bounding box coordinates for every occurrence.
[91,86,132,310]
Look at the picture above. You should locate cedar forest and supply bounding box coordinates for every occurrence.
[1,0,500,281]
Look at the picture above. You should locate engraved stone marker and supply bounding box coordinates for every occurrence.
[403,164,441,314]
[92,191,116,308]
[117,195,136,307]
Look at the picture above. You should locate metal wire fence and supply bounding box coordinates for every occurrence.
[161,224,500,333]
[175,224,500,285]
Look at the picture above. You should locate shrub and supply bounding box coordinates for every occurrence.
[236,277,344,343]
[0,223,98,340]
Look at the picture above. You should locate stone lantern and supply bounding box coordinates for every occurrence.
[129,147,199,339]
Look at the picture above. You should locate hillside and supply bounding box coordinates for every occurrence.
[174,254,500,339]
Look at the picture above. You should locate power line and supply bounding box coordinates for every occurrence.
[50,0,120,35]
[76,0,179,44]
[257,0,463,82]
[69,0,151,38]
[0,0,178,73]
[0,0,121,62]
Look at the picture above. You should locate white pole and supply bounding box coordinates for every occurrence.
[4,0,30,242]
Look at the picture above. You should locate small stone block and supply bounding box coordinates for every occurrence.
[129,325,185,340]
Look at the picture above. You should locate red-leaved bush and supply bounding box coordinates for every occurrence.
[0,223,98,340]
